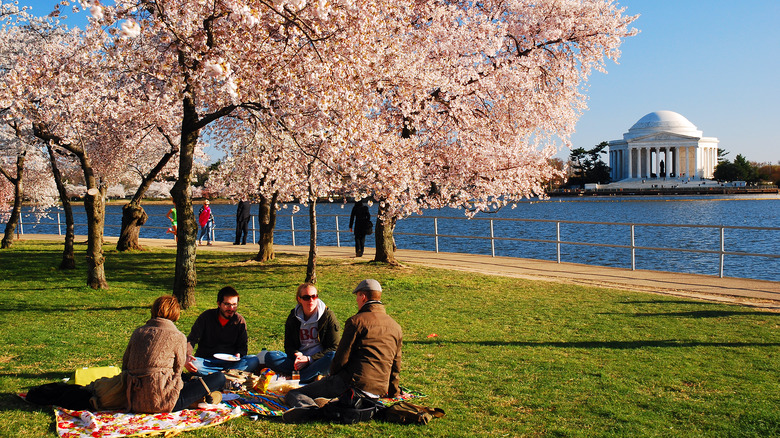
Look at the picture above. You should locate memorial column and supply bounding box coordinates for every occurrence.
[655,148,660,177]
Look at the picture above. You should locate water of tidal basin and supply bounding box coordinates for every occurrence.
[25,194,780,282]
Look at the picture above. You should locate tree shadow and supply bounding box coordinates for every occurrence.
[618,300,716,306]
[601,310,777,318]
[0,304,147,313]
[1,244,348,294]
[405,339,780,349]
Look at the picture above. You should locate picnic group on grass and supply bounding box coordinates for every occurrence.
[29,279,403,424]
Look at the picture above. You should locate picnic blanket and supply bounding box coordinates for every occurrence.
[20,391,241,438]
[226,387,426,417]
[54,405,242,438]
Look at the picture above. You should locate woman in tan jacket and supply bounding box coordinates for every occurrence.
[123,296,225,413]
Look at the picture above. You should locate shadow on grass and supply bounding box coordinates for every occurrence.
[2,244,344,294]
[0,393,51,414]
[619,300,717,306]
[0,304,147,313]
[0,372,71,381]
[407,339,780,349]
[601,310,777,318]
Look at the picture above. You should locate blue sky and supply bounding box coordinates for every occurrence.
[568,0,780,164]
[17,0,780,164]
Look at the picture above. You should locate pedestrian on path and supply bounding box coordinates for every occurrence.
[198,200,214,246]
[165,199,177,242]
[234,199,251,245]
[349,199,372,257]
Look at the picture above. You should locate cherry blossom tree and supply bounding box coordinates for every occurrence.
[115,126,181,251]
[207,114,293,263]
[0,1,32,30]
[331,0,638,264]
[203,0,636,276]
[3,17,181,287]
[0,14,61,249]
[80,0,427,303]
[210,106,353,282]
[10,0,635,297]
[0,139,25,248]
[0,122,57,249]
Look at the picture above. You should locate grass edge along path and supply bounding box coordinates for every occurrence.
[0,241,778,437]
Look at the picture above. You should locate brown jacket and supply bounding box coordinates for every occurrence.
[122,317,187,413]
[331,301,403,397]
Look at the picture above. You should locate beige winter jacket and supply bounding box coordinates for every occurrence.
[122,317,187,413]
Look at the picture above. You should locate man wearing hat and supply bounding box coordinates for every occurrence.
[283,279,403,422]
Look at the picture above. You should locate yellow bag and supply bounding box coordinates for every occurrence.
[87,372,127,411]
[72,366,121,386]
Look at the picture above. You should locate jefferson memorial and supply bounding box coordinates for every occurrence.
[608,111,719,181]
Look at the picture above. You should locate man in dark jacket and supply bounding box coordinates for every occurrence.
[349,199,372,257]
[185,286,259,376]
[265,283,340,383]
[283,279,403,422]
[234,199,251,245]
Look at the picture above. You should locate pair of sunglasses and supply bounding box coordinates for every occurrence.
[299,294,318,301]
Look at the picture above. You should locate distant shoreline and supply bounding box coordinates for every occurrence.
[549,186,779,197]
[20,188,779,207]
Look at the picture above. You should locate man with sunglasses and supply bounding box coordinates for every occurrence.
[283,279,403,423]
[184,286,259,376]
[265,283,340,383]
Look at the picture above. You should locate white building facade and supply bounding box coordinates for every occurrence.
[608,111,719,181]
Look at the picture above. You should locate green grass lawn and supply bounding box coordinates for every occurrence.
[0,241,778,437]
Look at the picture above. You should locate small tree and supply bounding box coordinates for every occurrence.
[714,153,759,184]
[733,154,759,184]
[569,142,612,187]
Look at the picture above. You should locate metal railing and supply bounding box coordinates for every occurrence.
[9,211,780,279]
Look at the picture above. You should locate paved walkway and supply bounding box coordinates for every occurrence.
[19,234,780,311]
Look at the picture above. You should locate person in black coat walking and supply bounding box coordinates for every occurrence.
[349,199,372,257]
[234,199,251,245]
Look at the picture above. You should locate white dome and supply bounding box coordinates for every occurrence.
[624,110,702,140]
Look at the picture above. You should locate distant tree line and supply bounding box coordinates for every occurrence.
[713,151,780,186]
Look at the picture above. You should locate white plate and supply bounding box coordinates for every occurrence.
[213,353,240,362]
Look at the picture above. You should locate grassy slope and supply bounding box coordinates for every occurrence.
[0,241,778,437]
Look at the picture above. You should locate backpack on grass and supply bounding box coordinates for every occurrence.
[26,382,93,410]
[321,388,383,424]
[378,401,446,425]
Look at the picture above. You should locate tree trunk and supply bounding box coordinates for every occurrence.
[254,192,278,262]
[172,94,199,309]
[304,199,318,284]
[116,201,148,251]
[116,141,177,252]
[59,196,76,269]
[0,153,24,249]
[32,122,105,285]
[373,203,399,265]
[46,144,75,269]
[84,185,108,289]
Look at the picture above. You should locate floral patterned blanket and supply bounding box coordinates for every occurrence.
[226,387,425,417]
[22,385,422,436]
[54,405,242,438]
